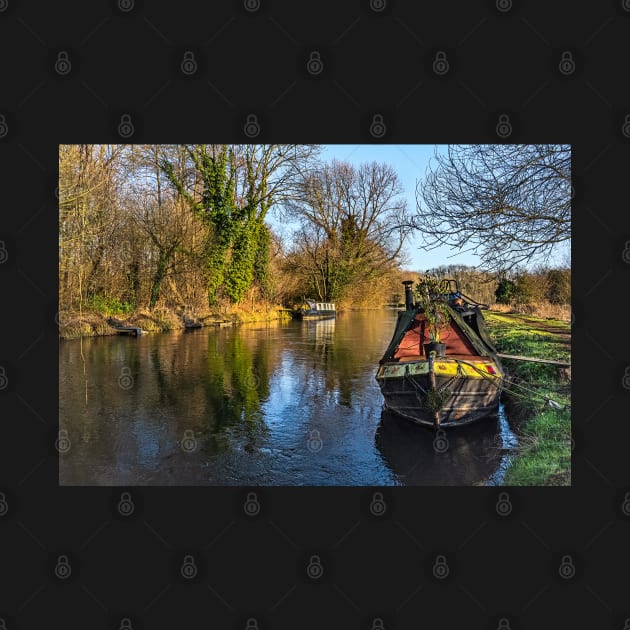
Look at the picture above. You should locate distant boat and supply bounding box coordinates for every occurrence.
[292,299,337,320]
[375,279,504,429]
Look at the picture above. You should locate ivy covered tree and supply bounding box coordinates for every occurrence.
[160,144,236,305]
[160,144,319,306]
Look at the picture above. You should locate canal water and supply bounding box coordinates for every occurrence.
[59,309,517,486]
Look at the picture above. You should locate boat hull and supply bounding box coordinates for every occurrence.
[292,311,336,320]
[375,358,503,428]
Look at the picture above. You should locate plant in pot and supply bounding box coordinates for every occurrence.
[414,274,451,357]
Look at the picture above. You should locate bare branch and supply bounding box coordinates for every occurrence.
[411,144,571,273]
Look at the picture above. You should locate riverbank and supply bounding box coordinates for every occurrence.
[484,310,571,486]
[57,304,293,339]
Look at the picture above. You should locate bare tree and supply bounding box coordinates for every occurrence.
[59,144,126,308]
[285,159,411,301]
[413,144,571,273]
[122,145,198,310]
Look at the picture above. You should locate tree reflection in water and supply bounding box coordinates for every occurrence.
[59,310,515,486]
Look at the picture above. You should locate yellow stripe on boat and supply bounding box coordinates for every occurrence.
[376,360,502,379]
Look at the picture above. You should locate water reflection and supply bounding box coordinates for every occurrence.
[375,407,515,486]
[59,310,516,486]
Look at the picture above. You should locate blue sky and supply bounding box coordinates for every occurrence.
[268,144,570,272]
[319,144,461,272]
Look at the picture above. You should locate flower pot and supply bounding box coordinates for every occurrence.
[424,342,446,357]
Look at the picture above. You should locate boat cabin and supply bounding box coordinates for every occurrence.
[294,300,337,319]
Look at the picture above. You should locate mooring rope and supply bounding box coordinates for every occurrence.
[399,356,567,413]
[454,358,567,410]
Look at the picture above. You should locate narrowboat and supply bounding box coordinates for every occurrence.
[375,279,503,429]
[293,299,337,320]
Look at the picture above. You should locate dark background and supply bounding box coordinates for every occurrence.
[0,0,628,628]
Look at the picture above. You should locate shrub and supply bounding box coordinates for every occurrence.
[495,278,517,304]
[84,294,135,317]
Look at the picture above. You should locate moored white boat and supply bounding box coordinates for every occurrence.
[292,299,337,320]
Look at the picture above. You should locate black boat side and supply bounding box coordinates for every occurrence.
[375,279,503,429]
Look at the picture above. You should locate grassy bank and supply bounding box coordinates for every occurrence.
[58,304,293,339]
[484,310,571,486]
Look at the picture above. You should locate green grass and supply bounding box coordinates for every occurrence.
[503,408,571,486]
[484,312,571,486]
[84,294,135,317]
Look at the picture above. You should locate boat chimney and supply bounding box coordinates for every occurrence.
[402,280,415,310]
